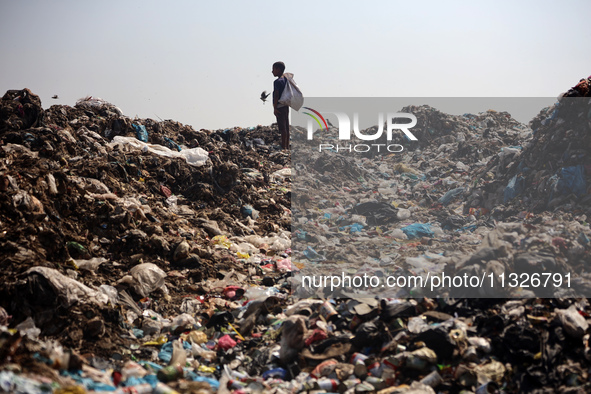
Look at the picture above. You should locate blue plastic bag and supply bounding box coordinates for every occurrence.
[401,223,434,239]
[339,223,364,233]
[503,175,524,203]
[158,340,192,363]
[132,124,149,142]
[438,187,465,206]
[556,165,586,197]
[164,137,181,151]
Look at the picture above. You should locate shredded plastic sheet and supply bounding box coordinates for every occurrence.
[108,136,209,167]
[25,266,108,307]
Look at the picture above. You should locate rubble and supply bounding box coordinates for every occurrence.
[0,78,591,393]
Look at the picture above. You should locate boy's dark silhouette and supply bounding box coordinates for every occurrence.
[272,61,289,150]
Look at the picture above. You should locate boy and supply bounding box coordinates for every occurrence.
[272,61,289,150]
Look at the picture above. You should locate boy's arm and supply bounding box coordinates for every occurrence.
[273,79,280,115]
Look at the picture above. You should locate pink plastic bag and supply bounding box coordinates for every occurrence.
[218,334,237,351]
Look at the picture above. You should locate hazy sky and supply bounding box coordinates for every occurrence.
[1,0,589,130]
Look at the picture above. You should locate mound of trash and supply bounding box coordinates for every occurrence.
[0,81,591,393]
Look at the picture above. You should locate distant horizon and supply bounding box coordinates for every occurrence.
[22,94,558,132]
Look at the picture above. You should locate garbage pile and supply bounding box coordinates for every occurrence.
[0,79,591,394]
[0,89,292,393]
[465,94,591,216]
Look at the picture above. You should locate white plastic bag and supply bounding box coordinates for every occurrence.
[169,339,187,366]
[278,73,304,111]
[127,263,167,297]
[108,136,209,167]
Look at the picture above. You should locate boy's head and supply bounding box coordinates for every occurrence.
[272,61,285,77]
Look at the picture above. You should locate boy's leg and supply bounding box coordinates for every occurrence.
[278,106,290,150]
[276,112,284,148]
[282,108,290,150]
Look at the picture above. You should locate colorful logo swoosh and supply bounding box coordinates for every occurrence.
[302,107,329,131]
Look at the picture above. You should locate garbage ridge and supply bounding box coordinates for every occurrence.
[0,78,590,394]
